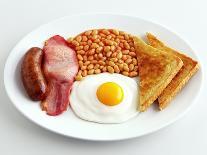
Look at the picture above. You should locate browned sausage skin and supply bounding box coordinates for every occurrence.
[21,47,47,101]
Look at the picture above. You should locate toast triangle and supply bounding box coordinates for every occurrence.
[133,36,183,111]
[146,33,199,110]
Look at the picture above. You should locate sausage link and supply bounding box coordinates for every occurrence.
[21,47,47,101]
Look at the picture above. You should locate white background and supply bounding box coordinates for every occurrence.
[0,0,206,154]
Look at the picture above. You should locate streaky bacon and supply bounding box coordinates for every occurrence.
[41,35,78,116]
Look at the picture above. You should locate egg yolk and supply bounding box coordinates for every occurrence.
[96,82,124,106]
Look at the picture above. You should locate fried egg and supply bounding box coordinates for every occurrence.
[70,73,139,123]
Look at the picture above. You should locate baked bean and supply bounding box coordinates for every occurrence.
[92,35,98,40]
[76,36,82,42]
[95,69,101,74]
[116,46,121,51]
[122,55,127,61]
[101,57,107,61]
[129,42,134,47]
[82,36,88,42]
[125,58,132,64]
[130,47,135,52]
[92,29,98,35]
[91,43,99,49]
[129,52,136,57]
[84,61,90,66]
[129,64,134,71]
[111,52,117,58]
[88,69,95,75]
[118,59,124,64]
[72,29,138,80]
[132,58,138,65]
[75,75,83,81]
[84,45,90,51]
[129,71,138,77]
[115,38,120,44]
[88,49,95,55]
[104,46,110,52]
[77,70,82,75]
[110,45,116,51]
[114,65,120,73]
[106,51,112,57]
[117,52,122,59]
[119,43,124,48]
[94,64,100,69]
[83,55,87,61]
[119,31,125,35]
[85,30,92,36]
[124,34,129,40]
[96,46,103,53]
[102,66,107,72]
[98,60,105,65]
[79,61,83,67]
[105,40,113,46]
[126,55,132,59]
[134,66,138,71]
[91,60,98,64]
[117,35,124,40]
[81,65,87,70]
[88,56,94,61]
[82,70,87,77]
[94,39,100,43]
[107,66,114,73]
[110,58,118,62]
[80,42,87,46]
[123,65,129,72]
[98,53,103,59]
[77,54,83,61]
[124,42,130,49]
[87,64,94,70]
[77,50,85,55]
[118,63,124,71]
[75,46,83,51]
[102,29,110,35]
[100,33,106,38]
[122,50,129,54]
[122,71,129,76]
[108,61,115,67]
[87,40,92,45]
[99,42,104,46]
[94,54,98,59]
[72,40,79,46]
[106,35,112,40]
[112,29,119,35]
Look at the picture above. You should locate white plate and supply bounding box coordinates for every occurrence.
[4,13,203,141]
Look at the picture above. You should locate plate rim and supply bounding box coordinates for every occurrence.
[4,13,204,141]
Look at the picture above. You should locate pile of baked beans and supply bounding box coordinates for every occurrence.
[67,29,138,81]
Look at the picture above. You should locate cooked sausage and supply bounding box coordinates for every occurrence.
[21,47,47,101]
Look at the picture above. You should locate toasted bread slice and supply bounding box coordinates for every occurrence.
[133,36,183,112]
[146,33,199,110]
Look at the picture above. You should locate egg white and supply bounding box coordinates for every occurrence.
[70,73,140,124]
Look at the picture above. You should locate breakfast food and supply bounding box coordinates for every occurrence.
[70,73,139,123]
[21,47,47,101]
[41,35,79,115]
[67,29,138,80]
[20,28,199,121]
[146,33,199,109]
[133,36,183,111]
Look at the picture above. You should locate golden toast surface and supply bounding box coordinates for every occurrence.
[133,36,183,112]
[146,33,199,110]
